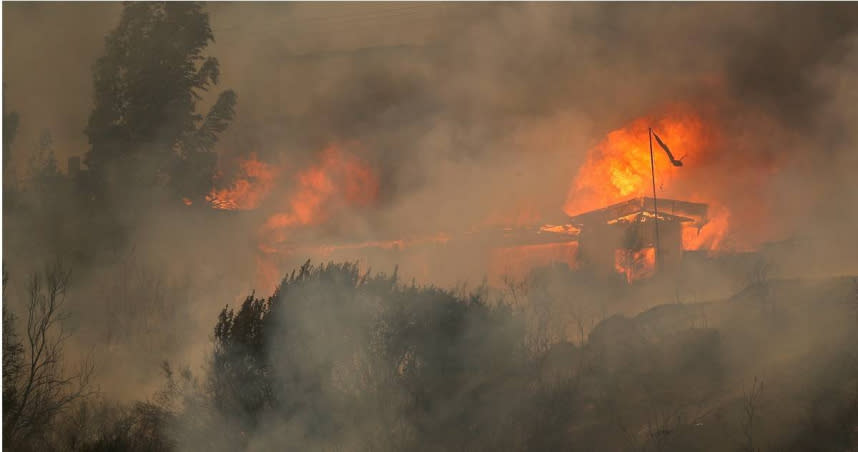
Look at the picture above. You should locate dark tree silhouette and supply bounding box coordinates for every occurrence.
[2,262,94,451]
[208,261,533,451]
[84,2,236,204]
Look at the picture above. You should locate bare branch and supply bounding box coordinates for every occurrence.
[3,261,92,448]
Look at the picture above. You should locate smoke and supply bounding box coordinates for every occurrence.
[4,3,858,447]
[196,3,858,276]
[6,3,858,257]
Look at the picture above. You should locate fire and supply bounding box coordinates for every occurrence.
[258,146,378,245]
[565,112,708,216]
[539,224,579,235]
[206,153,278,210]
[682,203,730,251]
[255,145,379,290]
[206,107,766,289]
[564,110,733,256]
[614,247,656,283]
[201,145,379,291]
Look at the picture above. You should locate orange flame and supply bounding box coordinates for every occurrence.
[565,113,707,216]
[565,110,731,253]
[259,146,377,243]
[206,153,278,210]
[255,145,379,290]
[682,203,730,251]
[213,108,769,289]
[614,247,656,283]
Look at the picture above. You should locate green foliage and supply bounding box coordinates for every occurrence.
[84,2,236,203]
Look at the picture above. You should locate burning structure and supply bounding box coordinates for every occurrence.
[569,197,708,282]
[190,110,736,289]
[267,195,713,286]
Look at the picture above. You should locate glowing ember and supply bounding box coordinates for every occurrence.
[539,224,579,235]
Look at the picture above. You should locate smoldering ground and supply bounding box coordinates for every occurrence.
[3,2,858,451]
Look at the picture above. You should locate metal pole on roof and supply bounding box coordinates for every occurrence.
[649,127,662,273]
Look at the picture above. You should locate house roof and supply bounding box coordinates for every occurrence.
[568,197,708,227]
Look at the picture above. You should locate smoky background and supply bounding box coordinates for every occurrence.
[2,3,858,450]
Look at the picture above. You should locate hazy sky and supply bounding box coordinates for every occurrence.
[4,2,858,265]
[2,2,479,171]
[4,2,858,401]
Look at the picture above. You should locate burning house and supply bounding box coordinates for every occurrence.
[568,197,709,282]
[193,111,736,289]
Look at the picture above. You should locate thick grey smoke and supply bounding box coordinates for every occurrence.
[6,4,858,246]
[199,3,858,257]
[3,3,858,442]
